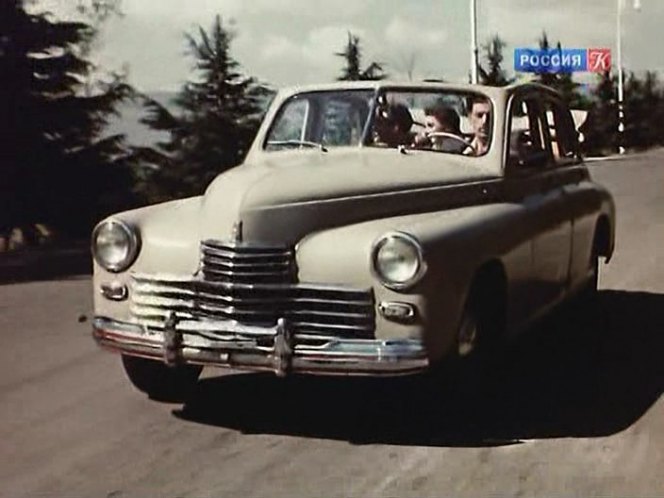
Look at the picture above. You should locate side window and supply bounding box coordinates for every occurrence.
[508,97,551,168]
[265,98,309,148]
[543,99,579,163]
[321,99,364,146]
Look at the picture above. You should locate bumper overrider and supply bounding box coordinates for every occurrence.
[93,315,429,376]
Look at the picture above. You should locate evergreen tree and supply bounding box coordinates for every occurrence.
[138,16,272,202]
[478,35,513,87]
[336,32,386,81]
[0,0,136,240]
[534,32,591,109]
[624,71,664,149]
[580,70,618,155]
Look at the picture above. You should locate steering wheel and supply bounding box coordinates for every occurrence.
[425,131,476,155]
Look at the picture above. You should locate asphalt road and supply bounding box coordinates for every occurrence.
[1,150,663,498]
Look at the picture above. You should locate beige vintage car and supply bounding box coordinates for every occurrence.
[91,82,615,400]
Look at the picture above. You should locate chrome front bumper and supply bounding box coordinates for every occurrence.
[93,316,429,376]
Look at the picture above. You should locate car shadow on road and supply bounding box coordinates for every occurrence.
[174,290,664,447]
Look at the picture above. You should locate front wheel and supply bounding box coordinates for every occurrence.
[456,277,504,361]
[121,355,202,402]
[428,276,506,392]
[577,250,600,309]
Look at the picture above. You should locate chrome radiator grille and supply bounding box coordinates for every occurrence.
[200,240,295,284]
[130,274,376,340]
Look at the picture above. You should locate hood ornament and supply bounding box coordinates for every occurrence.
[231,221,243,243]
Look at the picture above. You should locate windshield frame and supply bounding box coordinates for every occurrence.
[260,85,496,157]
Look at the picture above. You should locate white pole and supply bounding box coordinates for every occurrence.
[616,0,625,154]
[470,0,478,84]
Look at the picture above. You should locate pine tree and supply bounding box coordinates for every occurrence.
[0,0,136,240]
[580,70,618,155]
[624,71,664,149]
[478,35,513,87]
[138,16,272,202]
[534,32,591,109]
[336,32,386,81]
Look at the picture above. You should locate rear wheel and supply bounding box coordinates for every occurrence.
[578,236,601,308]
[121,355,202,402]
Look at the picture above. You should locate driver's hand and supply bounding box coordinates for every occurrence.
[413,131,430,147]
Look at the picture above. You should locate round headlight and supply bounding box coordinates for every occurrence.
[372,232,426,289]
[92,220,139,272]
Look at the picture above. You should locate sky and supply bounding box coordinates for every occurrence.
[40,0,664,92]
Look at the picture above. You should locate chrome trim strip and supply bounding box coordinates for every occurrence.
[130,272,376,338]
[195,292,373,306]
[201,248,293,260]
[93,317,428,376]
[201,268,292,278]
[202,239,290,251]
[292,321,374,331]
[202,257,291,269]
[132,273,370,294]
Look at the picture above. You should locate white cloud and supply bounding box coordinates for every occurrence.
[385,17,447,47]
[255,25,369,85]
[37,0,663,90]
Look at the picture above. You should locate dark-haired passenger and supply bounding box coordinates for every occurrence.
[414,105,466,153]
[372,103,414,148]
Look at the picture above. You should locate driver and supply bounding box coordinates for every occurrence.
[465,95,491,156]
[414,105,466,153]
[372,103,414,148]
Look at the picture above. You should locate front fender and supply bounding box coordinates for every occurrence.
[294,202,532,362]
[93,196,203,322]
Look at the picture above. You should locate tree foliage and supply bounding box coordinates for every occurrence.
[336,32,386,81]
[624,71,664,149]
[478,35,513,87]
[581,70,618,154]
[137,16,272,202]
[582,69,664,154]
[0,0,136,238]
[534,32,592,110]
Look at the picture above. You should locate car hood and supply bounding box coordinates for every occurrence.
[199,148,500,244]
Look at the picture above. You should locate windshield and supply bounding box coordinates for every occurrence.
[369,90,493,156]
[264,88,493,156]
[264,90,374,151]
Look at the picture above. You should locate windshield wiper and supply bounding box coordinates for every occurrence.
[266,140,328,152]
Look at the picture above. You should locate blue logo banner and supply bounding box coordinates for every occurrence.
[514,48,588,73]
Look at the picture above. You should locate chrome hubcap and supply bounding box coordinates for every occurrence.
[457,314,478,357]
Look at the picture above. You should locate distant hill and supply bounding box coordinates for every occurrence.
[106,90,274,149]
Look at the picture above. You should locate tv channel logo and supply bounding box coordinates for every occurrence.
[515,48,611,73]
[587,48,611,72]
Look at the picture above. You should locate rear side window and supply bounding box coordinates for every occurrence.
[543,99,579,162]
[508,97,550,168]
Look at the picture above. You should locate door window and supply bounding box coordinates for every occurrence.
[543,99,579,163]
[508,97,551,168]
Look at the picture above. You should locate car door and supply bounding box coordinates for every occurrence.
[505,91,573,316]
[542,96,596,292]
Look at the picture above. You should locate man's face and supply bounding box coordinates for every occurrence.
[470,100,491,140]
